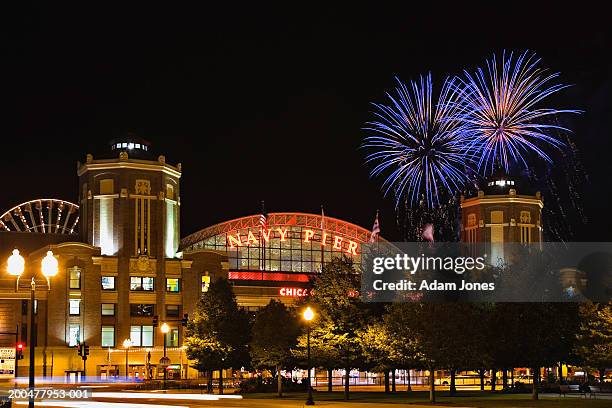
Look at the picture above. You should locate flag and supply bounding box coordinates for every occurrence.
[259,201,268,272]
[259,201,268,230]
[422,223,435,243]
[369,210,380,243]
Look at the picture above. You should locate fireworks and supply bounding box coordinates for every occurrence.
[363,74,471,208]
[455,51,579,175]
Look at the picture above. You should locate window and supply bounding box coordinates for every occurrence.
[130,325,153,347]
[101,326,115,347]
[130,304,154,317]
[201,275,210,292]
[69,266,81,289]
[130,277,154,291]
[68,324,80,347]
[69,299,80,315]
[101,276,116,290]
[166,278,180,292]
[166,305,179,318]
[100,179,114,195]
[101,303,115,316]
[134,180,151,256]
[166,327,179,347]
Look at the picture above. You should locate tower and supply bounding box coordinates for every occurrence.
[76,134,184,349]
[460,173,543,263]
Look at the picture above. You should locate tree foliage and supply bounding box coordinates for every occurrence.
[184,278,251,375]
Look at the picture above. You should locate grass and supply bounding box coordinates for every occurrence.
[243,390,612,407]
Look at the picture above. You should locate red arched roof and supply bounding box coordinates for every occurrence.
[181,212,381,250]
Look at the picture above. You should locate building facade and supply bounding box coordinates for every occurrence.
[0,137,380,381]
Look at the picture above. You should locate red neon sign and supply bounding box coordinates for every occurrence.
[227,227,359,255]
[279,287,310,297]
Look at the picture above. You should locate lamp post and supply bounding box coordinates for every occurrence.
[7,249,58,408]
[160,323,170,390]
[303,306,315,406]
[123,339,132,381]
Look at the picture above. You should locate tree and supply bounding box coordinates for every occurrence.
[358,321,395,393]
[301,256,366,400]
[575,302,612,383]
[293,318,342,392]
[383,304,425,393]
[184,277,251,394]
[250,300,300,397]
[503,303,580,400]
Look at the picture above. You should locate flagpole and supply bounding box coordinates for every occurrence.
[320,205,325,272]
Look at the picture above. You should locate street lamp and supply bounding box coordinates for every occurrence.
[160,323,170,390]
[6,249,58,408]
[123,339,132,381]
[303,306,315,406]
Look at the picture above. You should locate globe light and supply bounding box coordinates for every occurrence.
[303,306,315,322]
[160,322,170,334]
[7,249,25,276]
[41,250,59,277]
[123,338,132,349]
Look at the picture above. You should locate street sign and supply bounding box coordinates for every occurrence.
[159,356,171,367]
[0,348,16,379]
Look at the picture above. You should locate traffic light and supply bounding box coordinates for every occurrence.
[152,315,159,327]
[76,342,82,357]
[181,313,189,327]
[83,343,90,357]
[16,342,24,360]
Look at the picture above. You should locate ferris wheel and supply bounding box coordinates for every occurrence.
[0,199,79,234]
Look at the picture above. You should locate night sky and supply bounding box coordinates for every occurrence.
[1,4,611,241]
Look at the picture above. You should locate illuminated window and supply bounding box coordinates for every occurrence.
[68,324,80,347]
[101,326,115,347]
[166,304,179,317]
[135,143,141,149]
[134,180,151,255]
[130,276,154,291]
[130,304,154,317]
[165,183,178,258]
[101,303,115,316]
[69,266,81,289]
[166,278,180,292]
[101,276,116,290]
[165,327,179,347]
[130,325,153,347]
[99,179,114,195]
[69,299,80,315]
[201,275,210,292]
[98,196,114,255]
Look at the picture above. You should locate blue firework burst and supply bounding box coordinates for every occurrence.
[363,73,471,208]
